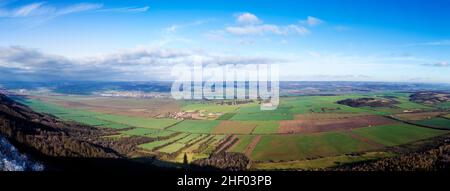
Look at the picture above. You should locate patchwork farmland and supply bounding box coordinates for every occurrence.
[15,91,450,170]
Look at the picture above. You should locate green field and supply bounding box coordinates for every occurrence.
[285,95,370,114]
[176,134,202,143]
[121,128,161,136]
[251,121,279,134]
[251,132,376,161]
[139,133,189,151]
[352,124,446,146]
[413,118,450,129]
[228,135,255,153]
[181,102,239,113]
[144,131,176,138]
[157,134,207,154]
[216,113,236,120]
[94,114,179,129]
[167,120,220,133]
[252,152,395,170]
[231,105,294,121]
[158,143,186,154]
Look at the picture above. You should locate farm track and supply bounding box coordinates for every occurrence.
[162,120,185,130]
[244,135,261,158]
[214,135,237,154]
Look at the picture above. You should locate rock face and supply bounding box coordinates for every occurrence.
[410,92,450,104]
[337,98,399,107]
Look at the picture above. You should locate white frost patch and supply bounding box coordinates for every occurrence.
[0,136,44,171]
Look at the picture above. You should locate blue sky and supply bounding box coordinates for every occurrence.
[0,0,450,82]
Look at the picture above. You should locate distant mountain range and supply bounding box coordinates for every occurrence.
[1,81,449,96]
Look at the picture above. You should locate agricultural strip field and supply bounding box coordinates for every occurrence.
[144,131,176,138]
[181,103,239,113]
[351,124,447,146]
[120,128,177,138]
[157,134,206,154]
[251,132,376,161]
[158,143,186,154]
[120,128,160,136]
[211,121,256,134]
[173,135,225,162]
[139,133,189,151]
[278,115,397,134]
[228,135,255,153]
[167,120,220,134]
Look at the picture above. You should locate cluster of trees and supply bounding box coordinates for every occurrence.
[337,98,398,107]
[192,152,250,171]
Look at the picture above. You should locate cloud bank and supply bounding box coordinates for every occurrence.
[0,46,283,81]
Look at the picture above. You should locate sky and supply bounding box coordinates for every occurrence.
[0,0,450,82]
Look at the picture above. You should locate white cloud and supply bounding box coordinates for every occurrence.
[0,3,149,19]
[57,3,103,15]
[226,24,309,36]
[226,24,282,35]
[300,16,324,26]
[11,2,46,17]
[226,13,310,36]
[287,25,310,35]
[96,6,150,13]
[0,2,103,18]
[236,12,260,25]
